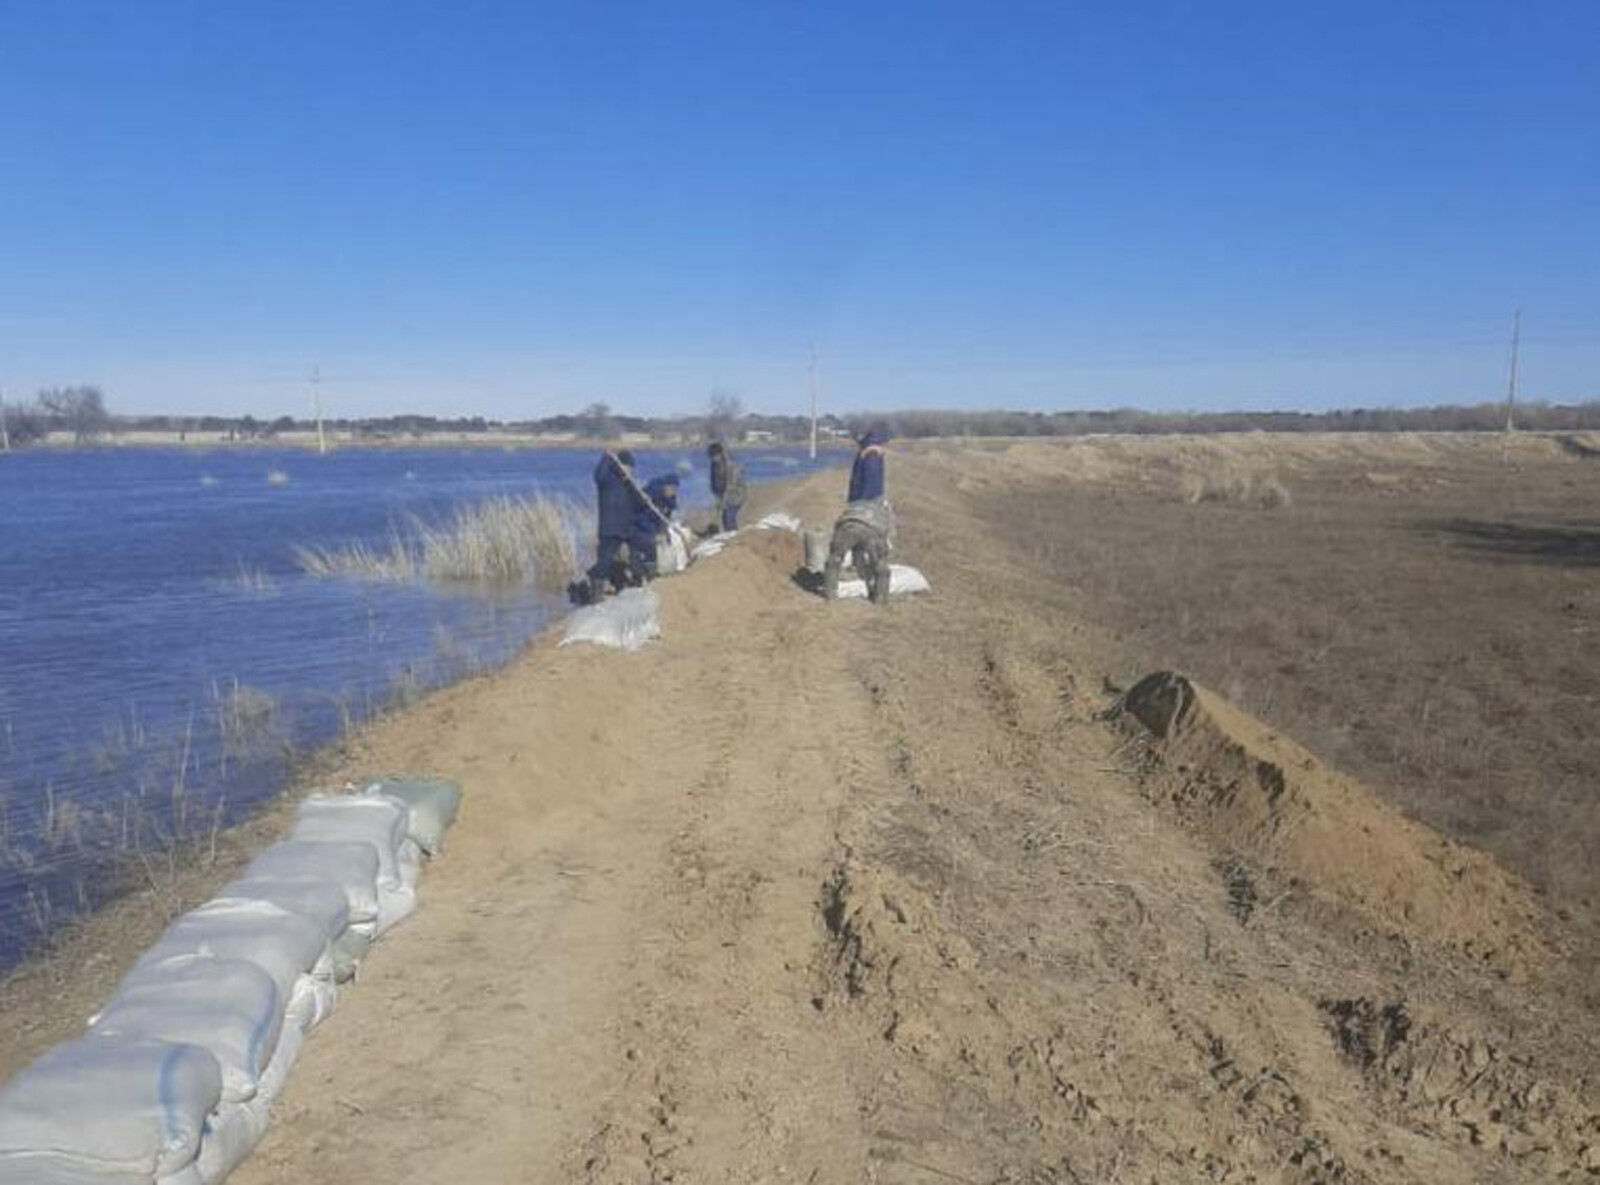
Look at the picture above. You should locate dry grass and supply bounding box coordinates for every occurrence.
[983,435,1600,926]
[296,494,586,589]
[1178,467,1292,509]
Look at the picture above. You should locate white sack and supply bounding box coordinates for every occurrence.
[0,1035,222,1178]
[242,841,381,928]
[127,899,330,1012]
[215,875,350,947]
[288,797,419,932]
[834,564,931,599]
[756,512,803,532]
[91,956,283,1104]
[0,1159,150,1184]
[290,796,411,890]
[655,524,692,575]
[691,532,734,560]
[560,587,660,652]
[361,776,462,857]
[190,1019,302,1185]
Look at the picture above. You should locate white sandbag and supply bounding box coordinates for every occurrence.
[362,776,462,856]
[756,512,803,532]
[91,956,283,1104]
[127,899,330,1014]
[0,1035,222,1178]
[288,797,419,931]
[330,923,374,981]
[560,587,660,651]
[691,531,734,560]
[215,875,351,947]
[243,841,381,928]
[289,796,411,892]
[0,1158,150,1184]
[655,523,692,575]
[190,1019,302,1185]
[834,564,931,599]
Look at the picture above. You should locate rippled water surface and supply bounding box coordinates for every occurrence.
[0,444,838,965]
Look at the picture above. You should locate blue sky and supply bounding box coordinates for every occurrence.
[0,1,1596,419]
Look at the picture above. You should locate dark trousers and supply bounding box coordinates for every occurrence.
[720,501,740,532]
[627,530,658,583]
[823,520,890,603]
[588,535,628,590]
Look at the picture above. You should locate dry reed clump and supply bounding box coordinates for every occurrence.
[295,494,585,589]
[1178,467,1292,509]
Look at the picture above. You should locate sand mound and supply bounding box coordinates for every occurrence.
[1120,672,1549,974]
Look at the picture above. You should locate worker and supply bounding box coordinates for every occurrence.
[847,426,888,501]
[583,449,644,602]
[629,472,680,583]
[825,428,893,604]
[707,440,747,532]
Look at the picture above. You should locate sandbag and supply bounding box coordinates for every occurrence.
[190,1019,302,1185]
[756,511,803,532]
[126,899,330,1013]
[654,523,692,575]
[0,1035,222,1179]
[215,875,351,947]
[362,776,463,857]
[0,1159,152,1184]
[91,955,284,1104]
[560,587,660,652]
[290,796,412,890]
[834,564,931,599]
[288,796,419,932]
[691,532,734,560]
[242,841,381,929]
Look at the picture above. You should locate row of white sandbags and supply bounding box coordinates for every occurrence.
[0,775,461,1185]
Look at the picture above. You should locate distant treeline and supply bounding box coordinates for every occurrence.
[9,391,1600,447]
[845,401,1600,438]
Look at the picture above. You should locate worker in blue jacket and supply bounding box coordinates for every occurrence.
[629,473,680,582]
[584,450,644,600]
[847,428,888,502]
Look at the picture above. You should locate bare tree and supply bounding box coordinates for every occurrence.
[578,401,614,439]
[705,389,743,442]
[37,385,111,444]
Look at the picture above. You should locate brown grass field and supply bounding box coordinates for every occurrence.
[949,432,1600,937]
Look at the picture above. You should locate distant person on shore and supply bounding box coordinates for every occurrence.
[630,472,680,583]
[581,449,643,602]
[707,440,746,532]
[824,427,893,604]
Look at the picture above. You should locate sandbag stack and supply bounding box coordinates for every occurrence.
[0,775,462,1185]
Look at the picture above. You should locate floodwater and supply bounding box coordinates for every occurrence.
[0,443,839,967]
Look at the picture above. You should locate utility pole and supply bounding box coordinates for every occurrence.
[807,344,819,461]
[312,366,328,455]
[1500,309,1521,466]
[1503,309,1521,434]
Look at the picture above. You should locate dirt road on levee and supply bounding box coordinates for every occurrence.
[234,447,1598,1184]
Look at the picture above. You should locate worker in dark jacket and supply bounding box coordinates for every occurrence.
[585,450,644,600]
[707,441,746,532]
[629,473,680,583]
[847,428,888,502]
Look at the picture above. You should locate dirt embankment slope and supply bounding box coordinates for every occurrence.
[5,440,1597,1183]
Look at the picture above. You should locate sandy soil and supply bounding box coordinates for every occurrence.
[4,440,1598,1183]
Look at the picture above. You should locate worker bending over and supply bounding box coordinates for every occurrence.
[824,428,893,605]
[630,472,681,583]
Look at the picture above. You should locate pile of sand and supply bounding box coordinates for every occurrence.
[1119,671,1550,975]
